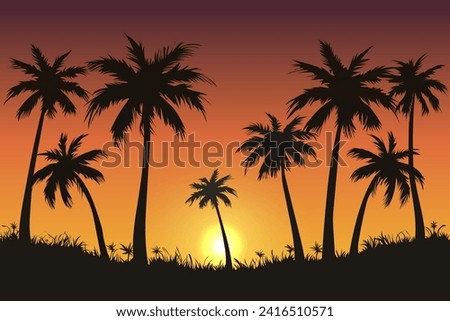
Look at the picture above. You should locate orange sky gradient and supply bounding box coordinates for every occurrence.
[0,4,449,263]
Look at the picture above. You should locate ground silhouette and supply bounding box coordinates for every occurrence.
[1,226,449,300]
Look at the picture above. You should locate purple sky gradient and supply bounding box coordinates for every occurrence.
[2,1,450,14]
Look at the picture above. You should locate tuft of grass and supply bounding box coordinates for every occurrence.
[359,222,450,255]
[147,246,222,271]
[426,221,448,239]
[1,223,19,241]
[310,242,323,260]
[120,243,133,262]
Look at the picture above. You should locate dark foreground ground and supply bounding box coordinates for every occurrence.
[1,235,449,300]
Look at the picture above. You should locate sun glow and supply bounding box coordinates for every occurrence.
[201,225,243,264]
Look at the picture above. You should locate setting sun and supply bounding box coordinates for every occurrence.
[201,225,242,264]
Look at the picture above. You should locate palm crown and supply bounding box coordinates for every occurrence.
[186,169,237,208]
[6,46,88,118]
[389,54,447,116]
[239,113,317,179]
[288,41,393,137]
[348,132,424,207]
[34,134,106,207]
[86,35,214,144]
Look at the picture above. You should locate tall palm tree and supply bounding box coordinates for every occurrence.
[389,55,447,241]
[86,35,213,265]
[33,134,108,258]
[186,169,237,270]
[348,132,424,255]
[288,41,393,260]
[5,46,88,243]
[238,113,317,261]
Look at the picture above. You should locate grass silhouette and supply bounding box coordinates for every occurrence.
[1,222,450,300]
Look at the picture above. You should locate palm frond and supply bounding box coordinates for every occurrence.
[153,97,186,138]
[57,66,86,78]
[163,64,215,85]
[110,99,139,144]
[291,61,332,83]
[31,45,50,69]
[88,55,135,81]
[319,41,345,74]
[75,165,105,183]
[15,91,41,119]
[86,83,132,124]
[10,58,39,75]
[5,80,39,103]
[287,87,330,116]
[349,46,371,73]
[125,35,148,67]
[243,123,270,135]
[304,101,335,132]
[265,113,281,132]
[152,42,199,71]
[162,84,207,118]
[68,134,87,155]
[52,50,71,70]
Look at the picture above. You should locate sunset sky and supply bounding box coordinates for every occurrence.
[0,1,449,263]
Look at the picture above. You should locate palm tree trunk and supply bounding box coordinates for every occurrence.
[408,102,425,241]
[132,124,151,265]
[281,166,304,261]
[215,205,232,270]
[77,177,108,259]
[350,178,376,255]
[322,125,342,260]
[19,110,46,243]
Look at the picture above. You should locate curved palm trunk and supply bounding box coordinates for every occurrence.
[132,124,151,265]
[19,110,46,243]
[281,166,304,261]
[77,178,108,259]
[408,102,425,241]
[322,125,342,260]
[214,205,232,270]
[350,178,377,256]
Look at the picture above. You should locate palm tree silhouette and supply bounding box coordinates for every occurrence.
[5,46,88,243]
[239,113,317,261]
[86,35,214,265]
[186,169,237,270]
[33,134,108,258]
[348,132,424,255]
[288,41,393,260]
[389,55,447,241]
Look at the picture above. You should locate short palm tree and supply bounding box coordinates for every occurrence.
[33,134,108,258]
[239,113,317,261]
[5,46,88,243]
[348,132,424,255]
[389,55,447,241]
[288,41,393,259]
[186,169,237,270]
[86,35,214,265]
